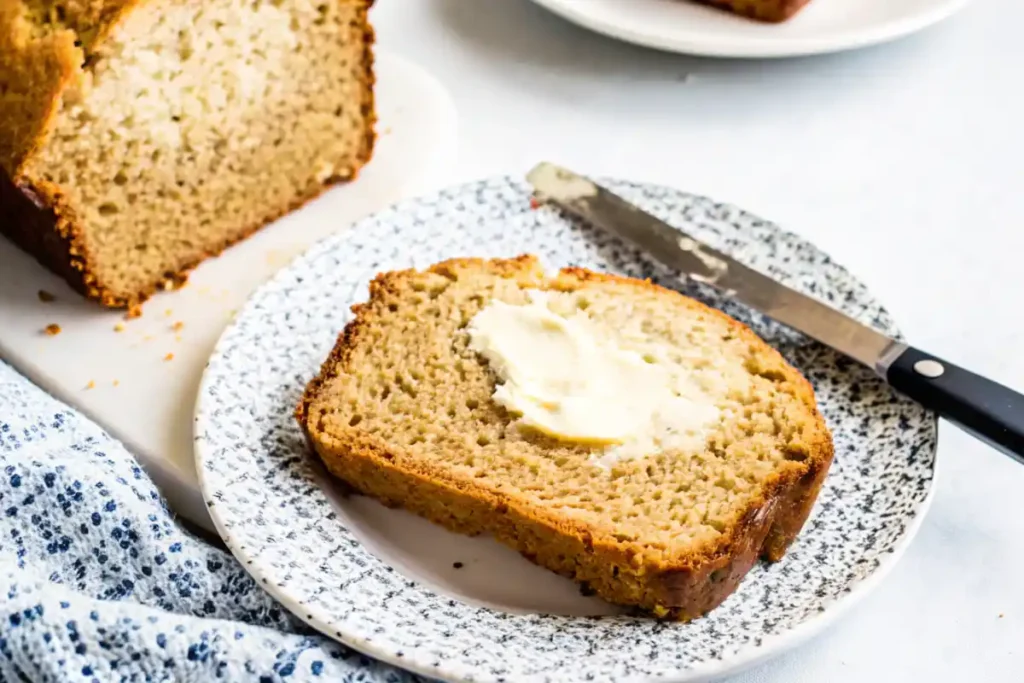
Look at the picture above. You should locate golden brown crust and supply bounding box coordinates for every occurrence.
[298,256,834,619]
[699,0,812,22]
[0,168,92,297]
[0,1,81,174]
[22,1,141,51]
[0,165,364,306]
[0,0,377,309]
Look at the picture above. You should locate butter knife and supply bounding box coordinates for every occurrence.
[527,162,1024,462]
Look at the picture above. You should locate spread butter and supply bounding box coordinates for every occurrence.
[466,291,722,466]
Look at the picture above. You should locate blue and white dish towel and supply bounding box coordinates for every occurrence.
[0,362,417,683]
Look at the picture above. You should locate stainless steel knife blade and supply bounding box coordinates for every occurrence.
[526,162,900,372]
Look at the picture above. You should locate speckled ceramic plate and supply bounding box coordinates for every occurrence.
[195,176,938,683]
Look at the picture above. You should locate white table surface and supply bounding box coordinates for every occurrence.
[0,53,457,529]
[370,0,1023,681]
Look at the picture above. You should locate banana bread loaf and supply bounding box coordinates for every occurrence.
[0,0,376,308]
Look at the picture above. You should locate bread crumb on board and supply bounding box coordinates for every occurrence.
[43,323,61,336]
[113,323,125,332]
[113,380,120,387]
[125,305,143,320]
[38,290,56,303]
[163,353,174,362]
[85,380,95,390]
[171,321,184,332]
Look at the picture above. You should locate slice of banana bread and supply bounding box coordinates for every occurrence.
[0,0,375,308]
[701,0,812,22]
[297,256,834,619]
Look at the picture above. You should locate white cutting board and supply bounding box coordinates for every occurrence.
[0,51,458,531]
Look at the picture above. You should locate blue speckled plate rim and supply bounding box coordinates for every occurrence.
[194,175,940,683]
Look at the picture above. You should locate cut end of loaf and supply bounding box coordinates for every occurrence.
[298,256,834,618]
[2,0,376,308]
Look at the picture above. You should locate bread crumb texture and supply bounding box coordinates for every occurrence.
[43,322,61,335]
[1,0,376,307]
[299,256,835,618]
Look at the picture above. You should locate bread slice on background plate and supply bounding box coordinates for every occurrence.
[0,0,375,309]
[700,0,812,22]
[297,256,834,619]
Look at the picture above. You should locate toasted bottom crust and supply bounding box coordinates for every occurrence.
[297,258,835,619]
[306,428,830,619]
[0,161,368,310]
[699,0,812,22]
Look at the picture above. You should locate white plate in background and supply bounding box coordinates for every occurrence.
[529,0,971,58]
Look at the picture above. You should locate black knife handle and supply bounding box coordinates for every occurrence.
[886,346,1024,463]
